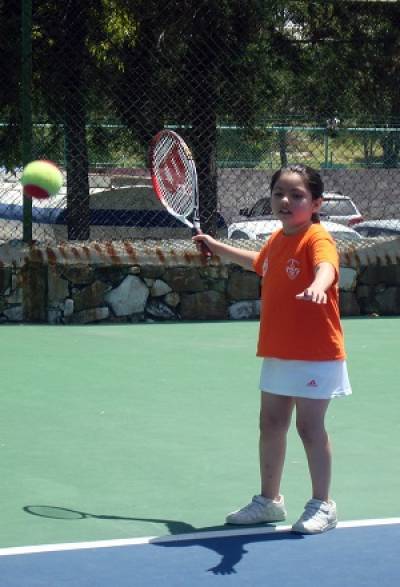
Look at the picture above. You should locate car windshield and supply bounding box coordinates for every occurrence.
[320,198,357,216]
[249,198,272,217]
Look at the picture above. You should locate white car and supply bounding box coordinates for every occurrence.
[319,192,363,227]
[0,174,227,240]
[228,218,363,242]
[354,219,400,238]
[238,193,363,228]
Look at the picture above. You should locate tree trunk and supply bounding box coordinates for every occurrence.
[62,1,90,240]
[187,6,219,236]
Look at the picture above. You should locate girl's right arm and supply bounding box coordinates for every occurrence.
[193,234,257,272]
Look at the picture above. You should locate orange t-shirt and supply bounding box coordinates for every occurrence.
[253,223,345,361]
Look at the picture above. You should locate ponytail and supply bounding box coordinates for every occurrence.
[311,212,321,224]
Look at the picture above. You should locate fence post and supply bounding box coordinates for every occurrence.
[324,128,329,168]
[21,0,32,243]
[279,128,288,166]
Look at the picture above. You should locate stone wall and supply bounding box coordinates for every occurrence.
[0,239,399,323]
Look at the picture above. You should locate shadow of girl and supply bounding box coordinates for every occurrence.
[153,531,303,575]
[23,505,302,574]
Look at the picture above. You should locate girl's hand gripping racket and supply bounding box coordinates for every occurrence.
[149,130,212,258]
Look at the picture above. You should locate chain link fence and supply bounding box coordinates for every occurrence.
[1,1,400,245]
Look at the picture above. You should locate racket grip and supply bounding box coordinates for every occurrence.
[192,227,212,258]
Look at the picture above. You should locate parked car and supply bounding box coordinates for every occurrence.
[239,197,273,219]
[0,176,227,240]
[228,218,363,242]
[319,192,363,227]
[238,193,363,228]
[354,219,400,238]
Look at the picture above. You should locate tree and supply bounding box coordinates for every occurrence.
[98,0,299,233]
[0,0,22,169]
[2,0,400,242]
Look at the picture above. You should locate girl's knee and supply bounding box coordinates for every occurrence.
[296,419,328,445]
[260,410,291,435]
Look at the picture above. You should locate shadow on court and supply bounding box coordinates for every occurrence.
[23,505,301,575]
[153,532,303,575]
[23,504,229,533]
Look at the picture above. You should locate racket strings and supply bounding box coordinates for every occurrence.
[153,136,195,218]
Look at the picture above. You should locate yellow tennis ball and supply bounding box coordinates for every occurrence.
[21,160,63,199]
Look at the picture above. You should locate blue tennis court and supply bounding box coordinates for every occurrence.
[1,520,399,586]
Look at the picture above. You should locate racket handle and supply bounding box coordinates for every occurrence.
[192,227,213,258]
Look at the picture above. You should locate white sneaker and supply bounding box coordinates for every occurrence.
[292,499,337,534]
[226,495,287,525]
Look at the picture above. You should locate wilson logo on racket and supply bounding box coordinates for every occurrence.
[159,145,187,193]
[149,129,213,258]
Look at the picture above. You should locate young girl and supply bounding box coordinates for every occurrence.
[194,164,352,534]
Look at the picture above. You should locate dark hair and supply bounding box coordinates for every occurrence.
[270,164,324,223]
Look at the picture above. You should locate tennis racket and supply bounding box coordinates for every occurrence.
[149,130,212,258]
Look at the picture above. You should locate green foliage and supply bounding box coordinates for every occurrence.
[0,0,22,168]
[1,0,400,170]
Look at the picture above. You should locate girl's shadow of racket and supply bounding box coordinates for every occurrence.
[23,505,302,575]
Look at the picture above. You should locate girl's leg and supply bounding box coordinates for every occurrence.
[259,392,294,499]
[295,398,331,501]
[225,392,293,525]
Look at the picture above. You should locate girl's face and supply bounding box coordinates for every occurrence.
[271,171,322,234]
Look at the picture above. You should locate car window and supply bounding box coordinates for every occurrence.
[367,228,384,236]
[382,229,400,236]
[359,227,400,237]
[355,227,370,237]
[320,199,357,216]
[329,231,361,242]
[249,198,272,217]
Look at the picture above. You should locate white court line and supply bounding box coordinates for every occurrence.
[0,517,399,558]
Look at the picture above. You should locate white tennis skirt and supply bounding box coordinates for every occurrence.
[259,358,352,399]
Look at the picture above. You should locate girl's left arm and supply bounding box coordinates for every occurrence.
[295,262,336,304]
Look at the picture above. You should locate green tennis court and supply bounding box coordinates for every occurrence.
[0,317,399,550]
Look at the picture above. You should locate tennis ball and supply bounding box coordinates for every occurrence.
[21,160,63,199]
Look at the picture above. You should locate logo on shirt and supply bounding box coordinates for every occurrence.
[286,258,300,280]
[306,379,318,387]
[262,257,269,276]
